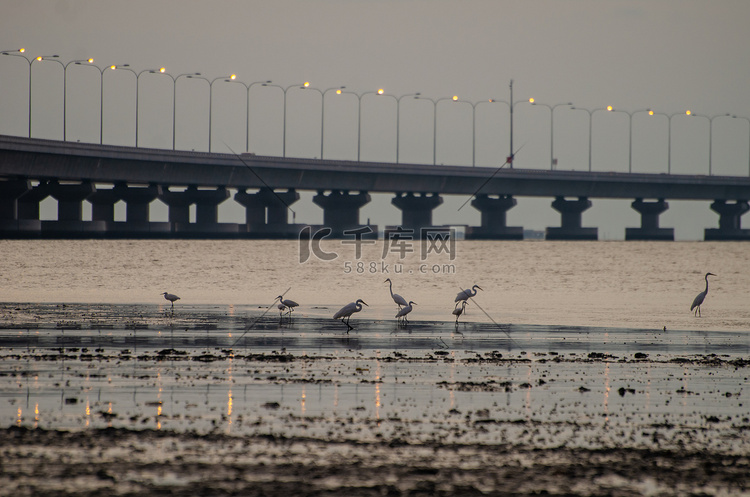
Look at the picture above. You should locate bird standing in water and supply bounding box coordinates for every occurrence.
[453,300,468,323]
[395,301,416,324]
[691,272,716,317]
[384,278,408,309]
[276,295,299,314]
[333,299,368,332]
[455,285,482,304]
[161,292,180,310]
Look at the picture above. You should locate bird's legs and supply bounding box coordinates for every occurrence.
[343,316,353,332]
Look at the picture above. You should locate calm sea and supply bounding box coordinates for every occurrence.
[1,239,748,332]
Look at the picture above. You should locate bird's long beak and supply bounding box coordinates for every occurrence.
[362,301,369,306]
[476,285,483,290]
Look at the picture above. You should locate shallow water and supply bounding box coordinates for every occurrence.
[1,240,749,495]
[1,239,749,331]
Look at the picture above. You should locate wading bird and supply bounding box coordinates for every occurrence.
[455,285,482,304]
[277,303,287,317]
[384,278,408,309]
[691,272,716,317]
[453,300,468,323]
[333,299,368,332]
[276,295,299,314]
[161,292,180,310]
[395,301,416,324]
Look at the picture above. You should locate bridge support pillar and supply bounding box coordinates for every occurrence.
[161,185,234,234]
[235,187,300,236]
[468,194,523,239]
[546,196,598,240]
[625,198,674,241]
[88,186,120,224]
[18,181,51,221]
[43,180,101,235]
[390,192,443,237]
[704,199,750,240]
[0,179,34,236]
[312,190,372,237]
[103,183,167,235]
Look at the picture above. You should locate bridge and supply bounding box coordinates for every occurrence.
[1,134,749,240]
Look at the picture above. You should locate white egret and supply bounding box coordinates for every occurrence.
[276,295,299,313]
[277,303,287,317]
[384,278,408,309]
[395,301,416,324]
[452,300,468,323]
[691,272,716,317]
[455,285,482,303]
[333,299,368,332]
[161,292,180,310]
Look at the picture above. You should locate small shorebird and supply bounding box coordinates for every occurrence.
[384,278,408,309]
[691,272,716,317]
[395,301,416,324]
[276,295,299,314]
[453,300,468,323]
[455,285,482,304]
[333,299,367,332]
[161,292,180,310]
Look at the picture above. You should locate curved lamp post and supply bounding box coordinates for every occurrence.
[1,49,33,137]
[416,95,462,166]
[136,67,169,147]
[688,111,732,175]
[355,89,387,162]
[469,99,505,167]
[230,79,273,152]
[571,106,609,172]
[602,106,649,173]
[530,99,573,170]
[209,74,238,153]
[728,115,750,176]
[261,82,309,157]
[33,56,96,141]
[301,84,345,159]
[165,72,201,150]
[396,92,421,163]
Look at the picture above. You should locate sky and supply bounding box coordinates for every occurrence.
[1,0,750,239]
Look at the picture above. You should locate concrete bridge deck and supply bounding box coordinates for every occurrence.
[1,135,749,240]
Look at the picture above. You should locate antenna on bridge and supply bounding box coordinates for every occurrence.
[222,141,297,219]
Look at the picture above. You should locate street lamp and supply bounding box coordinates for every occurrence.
[469,99,505,167]
[396,92,421,163]
[688,111,731,175]
[416,94,462,165]
[1,49,33,137]
[262,82,309,157]
[230,79,273,152]
[603,106,649,173]
[166,72,201,150]
[136,67,169,148]
[301,84,345,159]
[209,74,238,153]
[530,99,573,170]
[728,115,750,176]
[352,89,388,162]
[571,106,608,172]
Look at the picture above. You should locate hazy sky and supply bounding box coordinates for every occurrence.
[2,1,749,239]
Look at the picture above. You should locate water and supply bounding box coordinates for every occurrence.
[1,239,748,331]
[1,240,749,495]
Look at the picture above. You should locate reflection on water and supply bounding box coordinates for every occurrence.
[1,239,749,455]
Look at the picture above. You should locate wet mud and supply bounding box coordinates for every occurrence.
[1,303,749,496]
